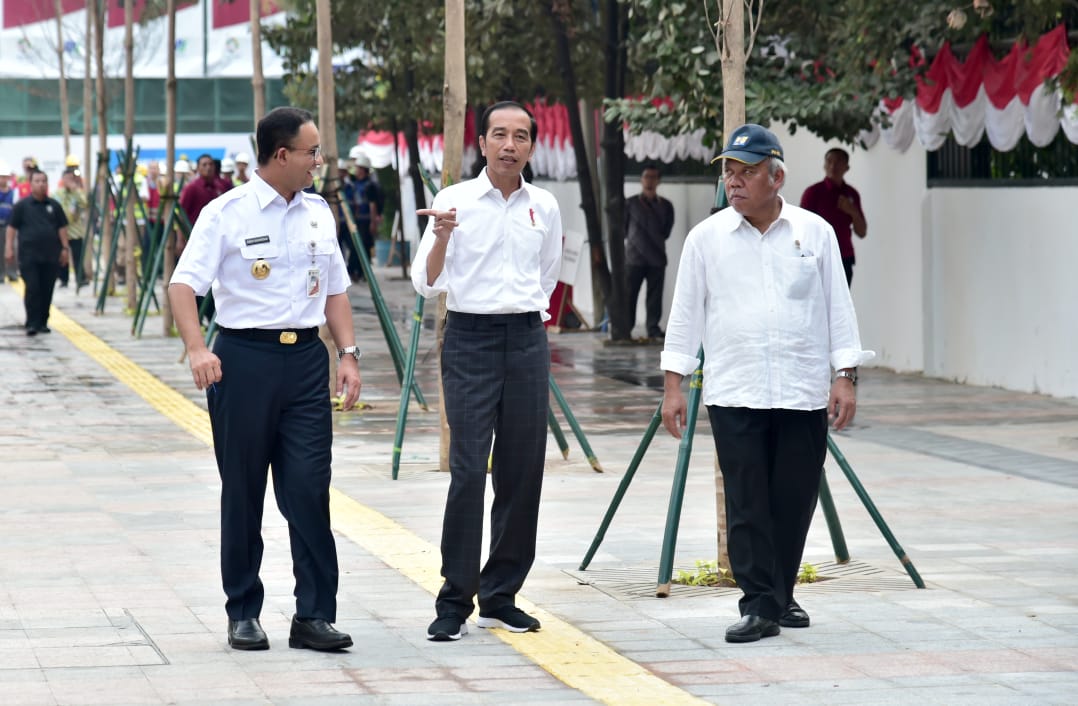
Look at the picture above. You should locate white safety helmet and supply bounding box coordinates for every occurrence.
[348,145,372,169]
[174,159,191,175]
[221,157,236,173]
[234,151,251,165]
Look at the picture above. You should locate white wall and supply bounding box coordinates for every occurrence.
[924,187,1078,396]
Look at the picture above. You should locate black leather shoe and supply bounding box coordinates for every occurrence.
[725,615,780,643]
[289,615,353,651]
[779,601,810,628]
[227,618,269,650]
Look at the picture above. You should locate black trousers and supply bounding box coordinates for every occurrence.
[707,406,827,621]
[626,264,665,336]
[19,259,60,330]
[207,334,338,622]
[436,311,549,619]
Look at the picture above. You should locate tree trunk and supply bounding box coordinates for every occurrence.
[54,0,71,159]
[81,0,91,210]
[162,0,178,335]
[250,0,265,125]
[711,0,750,571]
[124,0,138,311]
[546,2,610,333]
[601,0,630,340]
[436,0,468,473]
[316,0,341,394]
[94,0,112,294]
[719,0,747,140]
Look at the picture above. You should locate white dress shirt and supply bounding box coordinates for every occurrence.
[170,171,349,329]
[661,197,875,410]
[411,168,562,320]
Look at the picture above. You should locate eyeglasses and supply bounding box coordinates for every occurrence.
[288,145,322,159]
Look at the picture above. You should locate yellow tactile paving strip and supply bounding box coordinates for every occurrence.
[44,300,708,706]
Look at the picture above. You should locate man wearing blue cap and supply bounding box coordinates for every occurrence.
[660,124,874,643]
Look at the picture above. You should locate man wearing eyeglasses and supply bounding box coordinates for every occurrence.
[169,107,360,654]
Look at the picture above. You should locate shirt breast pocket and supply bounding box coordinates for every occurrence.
[239,243,281,261]
[778,255,821,300]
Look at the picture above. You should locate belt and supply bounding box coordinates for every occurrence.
[446,311,540,326]
[217,326,319,344]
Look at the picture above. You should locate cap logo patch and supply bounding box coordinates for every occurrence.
[734,135,750,146]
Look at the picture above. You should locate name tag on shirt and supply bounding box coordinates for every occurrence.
[245,235,271,246]
[307,268,321,297]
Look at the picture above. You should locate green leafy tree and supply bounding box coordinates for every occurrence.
[610,0,1078,146]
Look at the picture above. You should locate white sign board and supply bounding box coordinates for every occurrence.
[559,228,585,285]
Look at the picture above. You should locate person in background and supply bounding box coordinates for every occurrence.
[624,163,675,339]
[800,147,867,286]
[661,124,873,644]
[5,169,69,335]
[138,161,163,278]
[180,154,228,324]
[219,158,237,193]
[53,167,89,289]
[0,163,16,282]
[341,148,382,281]
[233,152,251,185]
[15,156,37,200]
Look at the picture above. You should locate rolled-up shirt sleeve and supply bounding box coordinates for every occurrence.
[822,222,875,370]
[410,192,452,297]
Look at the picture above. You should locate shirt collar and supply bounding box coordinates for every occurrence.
[719,195,790,234]
[250,170,296,210]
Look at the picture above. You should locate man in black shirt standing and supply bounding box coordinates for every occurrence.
[625,164,675,339]
[4,169,70,336]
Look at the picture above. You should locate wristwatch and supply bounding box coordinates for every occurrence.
[834,369,857,385]
[336,345,361,362]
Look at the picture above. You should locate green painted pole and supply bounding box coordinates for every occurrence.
[549,375,602,472]
[133,192,178,335]
[818,470,850,563]
[826,434,925,588]
[656,356,704,596]
[339,202,427,410]
[548,406,570,459]
[579,400,663,571]
[391,295,425,479]
[96,148,138,314]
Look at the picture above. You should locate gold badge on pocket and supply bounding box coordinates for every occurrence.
[251,259,271,280]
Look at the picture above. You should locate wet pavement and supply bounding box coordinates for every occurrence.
[1,268,1077,705]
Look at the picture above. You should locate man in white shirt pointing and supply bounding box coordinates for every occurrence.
[412,101,562,642]
[661,124,874,644]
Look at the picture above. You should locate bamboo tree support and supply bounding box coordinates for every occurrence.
[548,407,571,459]
[95,147,145,314]
[132,184,190,337]
[655,361,705,596]
[578,348,921,592]
[82,154,109,292]
[818,470,850,563]
[87,151,113,297]
[549,375,603,472]
[578,401,663,571]
[826,436,925,588]
[339,202,427,409]
[391,295,426,479]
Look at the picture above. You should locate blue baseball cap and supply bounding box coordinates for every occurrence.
[713,124,784,164]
